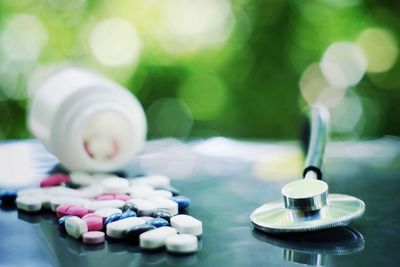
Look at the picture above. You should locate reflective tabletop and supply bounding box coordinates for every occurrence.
[0,137,399,267]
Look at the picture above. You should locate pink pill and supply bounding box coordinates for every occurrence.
[40,174,70,188]
[114,194,130,201]
[82,231,105,244]
[82,213,104,231]
[96,194,115,201]
[56,204,90,218]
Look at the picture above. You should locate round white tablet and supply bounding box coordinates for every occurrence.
[16,195,42,212]
[170,215,203,236]
[147,196,178,215]
[106,217,145,239]
[166,234,198,254]
[139,226,177,249]
[102,177,130,194]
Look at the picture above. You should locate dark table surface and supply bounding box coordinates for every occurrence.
[0,137,399,267]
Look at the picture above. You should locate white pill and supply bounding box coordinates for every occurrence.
[166,234,198,254]
[16,195,42,212]
[47,186,82,197]
[147,196,178,215]
[50,197,90,211]
[69,172,97,186]
[65,216,88,239]
[127,198,157,216]
[34,194,52,209]
[84,200,125,211]
[106,217,145,239]
[17,188,46,197]
[79,185,104,199]
[146,190,173,199]
[128,185,155,198]
[130,175,170,188]
[139,226,177,249]
[170,215,203,236]
[102,177,130,194]
[94,207,122,219]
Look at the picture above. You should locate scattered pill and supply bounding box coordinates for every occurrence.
[106,217,146,239]
[17,188,45,197]
[153,209,173,223]
[84,200,125,211]
[79,185,104,199]
[127,185,155,199]
[16,195,42,212]
[127,199,157,216]
[65,216,88,239]
[140,216,154,222]
[56,204,90,218]
[166,234,198,254]
[102,177,129,194]
[139,226,177,250]
[146,218,169,228]
[156,186,180,196]
[58,215,73,231]
[50,197,90,212]
[47,187,82,198]
[124,224,156,242]
[171,196,191,210]
[82,213,103,231]
[170,215,202,236]
[119,210,137,220]
[40,174,70,188]
[0,189,17,205]
[94,207,122,219]
[104,213,122,225]
[82,231,105,244]
[96,194,130,201]
[121,202,138,213]
[147,190,173,199]
[147,196,178,215]
[130,175,170,188]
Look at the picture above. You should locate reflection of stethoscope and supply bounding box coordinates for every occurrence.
[251,107,365,233]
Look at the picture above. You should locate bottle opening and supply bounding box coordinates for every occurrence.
[82,110,131,162]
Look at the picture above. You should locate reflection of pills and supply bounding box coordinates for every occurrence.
[82,231,105,244]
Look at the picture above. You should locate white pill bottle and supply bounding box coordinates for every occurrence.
[28,67,147,172]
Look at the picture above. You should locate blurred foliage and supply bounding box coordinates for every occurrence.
[0,0,399,141]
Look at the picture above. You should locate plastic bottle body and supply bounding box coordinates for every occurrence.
[28,67,147,172]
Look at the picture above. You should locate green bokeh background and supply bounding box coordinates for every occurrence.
[0,0,399,141]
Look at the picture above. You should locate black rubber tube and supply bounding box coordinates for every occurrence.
[303,107,329,180]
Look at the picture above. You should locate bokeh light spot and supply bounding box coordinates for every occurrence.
[320,42,367,88]
[158,0,234,54]
[0,14,48,62]
[300,63,346,108]
[330,91,363,134]
[47,0,86,11]
[89,18,141,67]
[178,75,228,121]
[357,28,398,73]
[147,98,193,139]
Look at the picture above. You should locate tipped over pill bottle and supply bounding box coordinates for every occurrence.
[28,67,147,172]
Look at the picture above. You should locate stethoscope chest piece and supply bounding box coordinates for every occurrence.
[251,107,365,234]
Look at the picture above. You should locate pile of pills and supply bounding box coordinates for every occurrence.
[5,173,202,254]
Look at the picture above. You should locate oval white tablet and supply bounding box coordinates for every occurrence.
[130,175,170,188]
[128,185,155,199]
[166,234,198,254]
[47,186,82,197]
[84,200,125,211]
[94,207,122,219]
[106,217,145,239]
[170,215,203,236]
[147,196,178,215]
[139,226,177,249]
[79,185,104,199]
[16,195,42,212]
[102,177,130,194]
[65,216,88,239]
[127,199,157,216]
[146,190,173,199]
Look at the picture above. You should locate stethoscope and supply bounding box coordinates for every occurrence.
[250,107,365,233]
